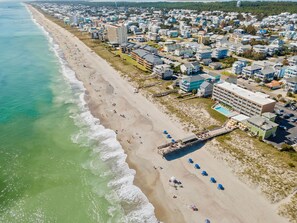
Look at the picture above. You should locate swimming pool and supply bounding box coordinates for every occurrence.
[214,105,232,117]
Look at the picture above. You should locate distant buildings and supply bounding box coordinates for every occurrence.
[196,49,212,61]
[107,24,127,45]
[242,64,262,77]
[212,48,228,59]
[212,82,276,117]
[285,76,297,93]
[284,66,297,78]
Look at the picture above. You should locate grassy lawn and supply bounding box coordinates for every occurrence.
[147,41,161,49]
[192,98,228,124]
[221,70,236,77]
[115,51,148,71]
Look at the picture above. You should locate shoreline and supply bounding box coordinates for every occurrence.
[27,4,289,223]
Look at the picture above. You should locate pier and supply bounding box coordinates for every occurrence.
[158,125,237,156]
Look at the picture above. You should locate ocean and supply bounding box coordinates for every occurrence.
[0,2,156,222]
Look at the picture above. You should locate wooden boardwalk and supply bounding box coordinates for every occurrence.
[158,126,237,156]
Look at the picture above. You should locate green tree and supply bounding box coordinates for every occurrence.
[245,25,257,35]
[287,91,293,97]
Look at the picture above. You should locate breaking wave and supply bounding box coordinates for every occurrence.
[27,5,158,223]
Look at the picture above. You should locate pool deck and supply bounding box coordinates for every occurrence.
[213,104,238,118]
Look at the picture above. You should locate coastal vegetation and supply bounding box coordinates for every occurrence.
[215,130,297,203]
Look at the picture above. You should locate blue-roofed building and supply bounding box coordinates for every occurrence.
[180,72,220,92]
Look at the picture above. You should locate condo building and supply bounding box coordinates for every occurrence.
[212,82,276,117]
[107,24,127,44]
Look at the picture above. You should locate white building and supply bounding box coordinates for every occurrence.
[212,82,276,117]
[232,60,247,75]
[107,24,127,44]
[196,49,212,61]
[284,66,297,78]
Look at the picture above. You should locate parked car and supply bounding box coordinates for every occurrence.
[280,125,287,130]
[283,114,290,119]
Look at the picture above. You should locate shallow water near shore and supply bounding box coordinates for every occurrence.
[0,2,156,222]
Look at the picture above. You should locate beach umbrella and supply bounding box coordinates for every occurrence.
[194,164,200,169]
[163,130,168,134]
[201,170,208,176]
[171,139,176,143]
[210,177,216,183]
[217,184,224,190]
[167,134,172,139]
[188,158,193,163]
[205,219,211,223]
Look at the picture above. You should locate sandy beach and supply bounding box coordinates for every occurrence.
[28,5,289,223]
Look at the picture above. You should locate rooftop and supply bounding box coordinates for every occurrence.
[247,115,278,130]
[215,82,276,105]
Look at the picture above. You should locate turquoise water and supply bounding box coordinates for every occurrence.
[0,2,155,222]
[214,105,232,117]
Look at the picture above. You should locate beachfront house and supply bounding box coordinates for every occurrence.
[153,64,174,80]
[180,72,220,92]
[197,81,213,97]
[245,116,278,139]
[180,75,205,92]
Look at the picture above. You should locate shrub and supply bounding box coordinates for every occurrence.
[288,162,295,168]
[287,91,293,97]
[281,143,294,151]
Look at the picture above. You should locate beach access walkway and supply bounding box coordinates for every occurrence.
[158,124,237,156]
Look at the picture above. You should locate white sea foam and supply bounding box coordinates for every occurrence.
[26,5,158,223]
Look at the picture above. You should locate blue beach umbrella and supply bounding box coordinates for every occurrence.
[167,134,172,139]
[194,164,200,169]
[210,177,216,183]
[171,139,176,143]
[205,219,211,223]
[188,158,193,163]
[163,130,168,134]
[218,184,224,190]
[201,170,208,176]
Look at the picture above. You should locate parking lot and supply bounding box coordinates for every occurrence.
[268,103,297,146]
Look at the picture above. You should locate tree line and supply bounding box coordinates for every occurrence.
[55,1,297,16]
